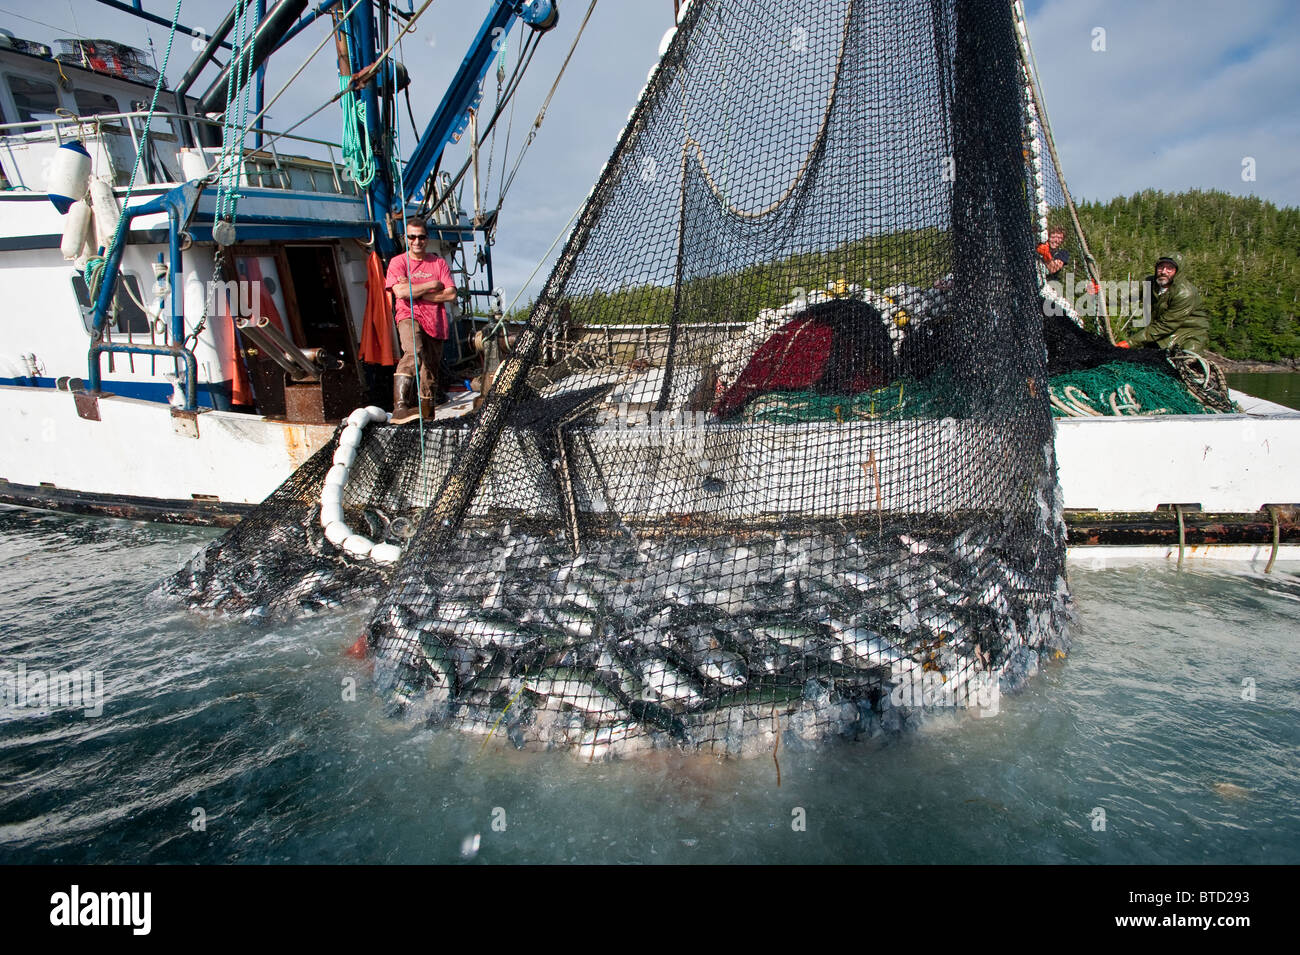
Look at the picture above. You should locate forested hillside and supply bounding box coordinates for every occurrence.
[1073,190,1300,361]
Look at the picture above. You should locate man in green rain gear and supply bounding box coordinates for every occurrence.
[1125,253,1210,352]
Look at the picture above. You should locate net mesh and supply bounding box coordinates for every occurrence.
[162,0,1077,758]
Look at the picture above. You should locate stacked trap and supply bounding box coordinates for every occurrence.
[163,0,1075,758]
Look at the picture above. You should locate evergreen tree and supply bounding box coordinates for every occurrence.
[1073,189,1300,361]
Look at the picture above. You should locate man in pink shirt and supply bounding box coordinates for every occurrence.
[385,218,458,420]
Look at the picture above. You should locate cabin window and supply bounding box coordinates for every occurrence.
[74,90,121,118]
[6,75,61,124]
[71,271,153,336]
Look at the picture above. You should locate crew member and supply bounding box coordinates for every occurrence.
[385,219,457,420]
[1036,226,1070,277]
[1124,253,1210,352]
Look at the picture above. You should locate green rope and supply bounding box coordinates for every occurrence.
[339,79,376,187]
[215,2,260,229]
[85,254,107,302]
[338,20,375,189]
[744,378,962,423]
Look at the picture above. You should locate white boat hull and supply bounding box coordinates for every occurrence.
[0,385,333,521]
[0,382,1294,554]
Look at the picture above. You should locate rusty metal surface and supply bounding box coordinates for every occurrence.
[170,408,200,438]
[73,391,102,421]
[1063,510,1299,547]
[283,382,328,425]
[0,480,253,527]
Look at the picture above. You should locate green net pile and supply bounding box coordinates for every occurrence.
[739,358,1219,424]
[1047,361,1217,418]
[743,378,964,423]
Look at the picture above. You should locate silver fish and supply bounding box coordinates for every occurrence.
[462,615,539,650]
[639,656,706,708]
[696,648,747,688]
[522,667,628,721]
[551,607,600,639]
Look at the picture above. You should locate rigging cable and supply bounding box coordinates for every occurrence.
[235,0,367,137]
[226,0,437,162]
[88,0,182,310]
[481,32,507,212]
[1012,0,1112,343]
[417,27,542,220]
[495,0,599,212]
[388,47,428,457]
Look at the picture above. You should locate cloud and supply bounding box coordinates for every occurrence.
[1026,0,1300,205]
[30,1,1297,303]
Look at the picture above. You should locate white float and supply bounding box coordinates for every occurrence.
[60,199,93,260]
[370,543,402,564]
[338,425,363,450]
[89,177,121,252]
[316,407,405,565]
[324,521,351,546]
[47,141,92,214]
[342,535,374,558]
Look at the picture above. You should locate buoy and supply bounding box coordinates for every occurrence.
[364,405,389,425]
[342,534,374,558]
[338,425,364,450]
[658,27,677,56]
[324,463,349,487]
[60,199,93,260]
[320,482,343,507]
[370,543,402,564]
[47,141,92,214]
[344,635,369,659]
[332,446,356,470]
[323,520,350,545]
[75,226,97,272]
[321,501,346,529]
[89,177,121,252]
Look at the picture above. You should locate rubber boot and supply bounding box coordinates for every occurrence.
[392,374,418,423]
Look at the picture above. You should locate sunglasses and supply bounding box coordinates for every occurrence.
[406,234,428,241]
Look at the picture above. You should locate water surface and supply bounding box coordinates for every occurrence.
[1228,371,1300,411]
[0,508,1295,863]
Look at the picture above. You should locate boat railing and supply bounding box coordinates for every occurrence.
[0,110,359,196]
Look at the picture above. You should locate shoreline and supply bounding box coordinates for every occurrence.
[1204,351,1299,374]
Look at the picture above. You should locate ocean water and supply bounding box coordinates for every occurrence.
[1228,371,1300,411]
[0,506,1296,864]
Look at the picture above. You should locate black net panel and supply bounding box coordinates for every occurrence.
[367,0,1072,755]
[162,0,1074,758]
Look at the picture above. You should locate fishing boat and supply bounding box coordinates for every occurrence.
[151,0,1287,756]
[0,0,1295,562]
[0,0,553,522]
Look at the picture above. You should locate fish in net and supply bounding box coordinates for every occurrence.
[161,0,1076,759]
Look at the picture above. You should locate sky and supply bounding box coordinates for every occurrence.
[3,0,1296,304]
